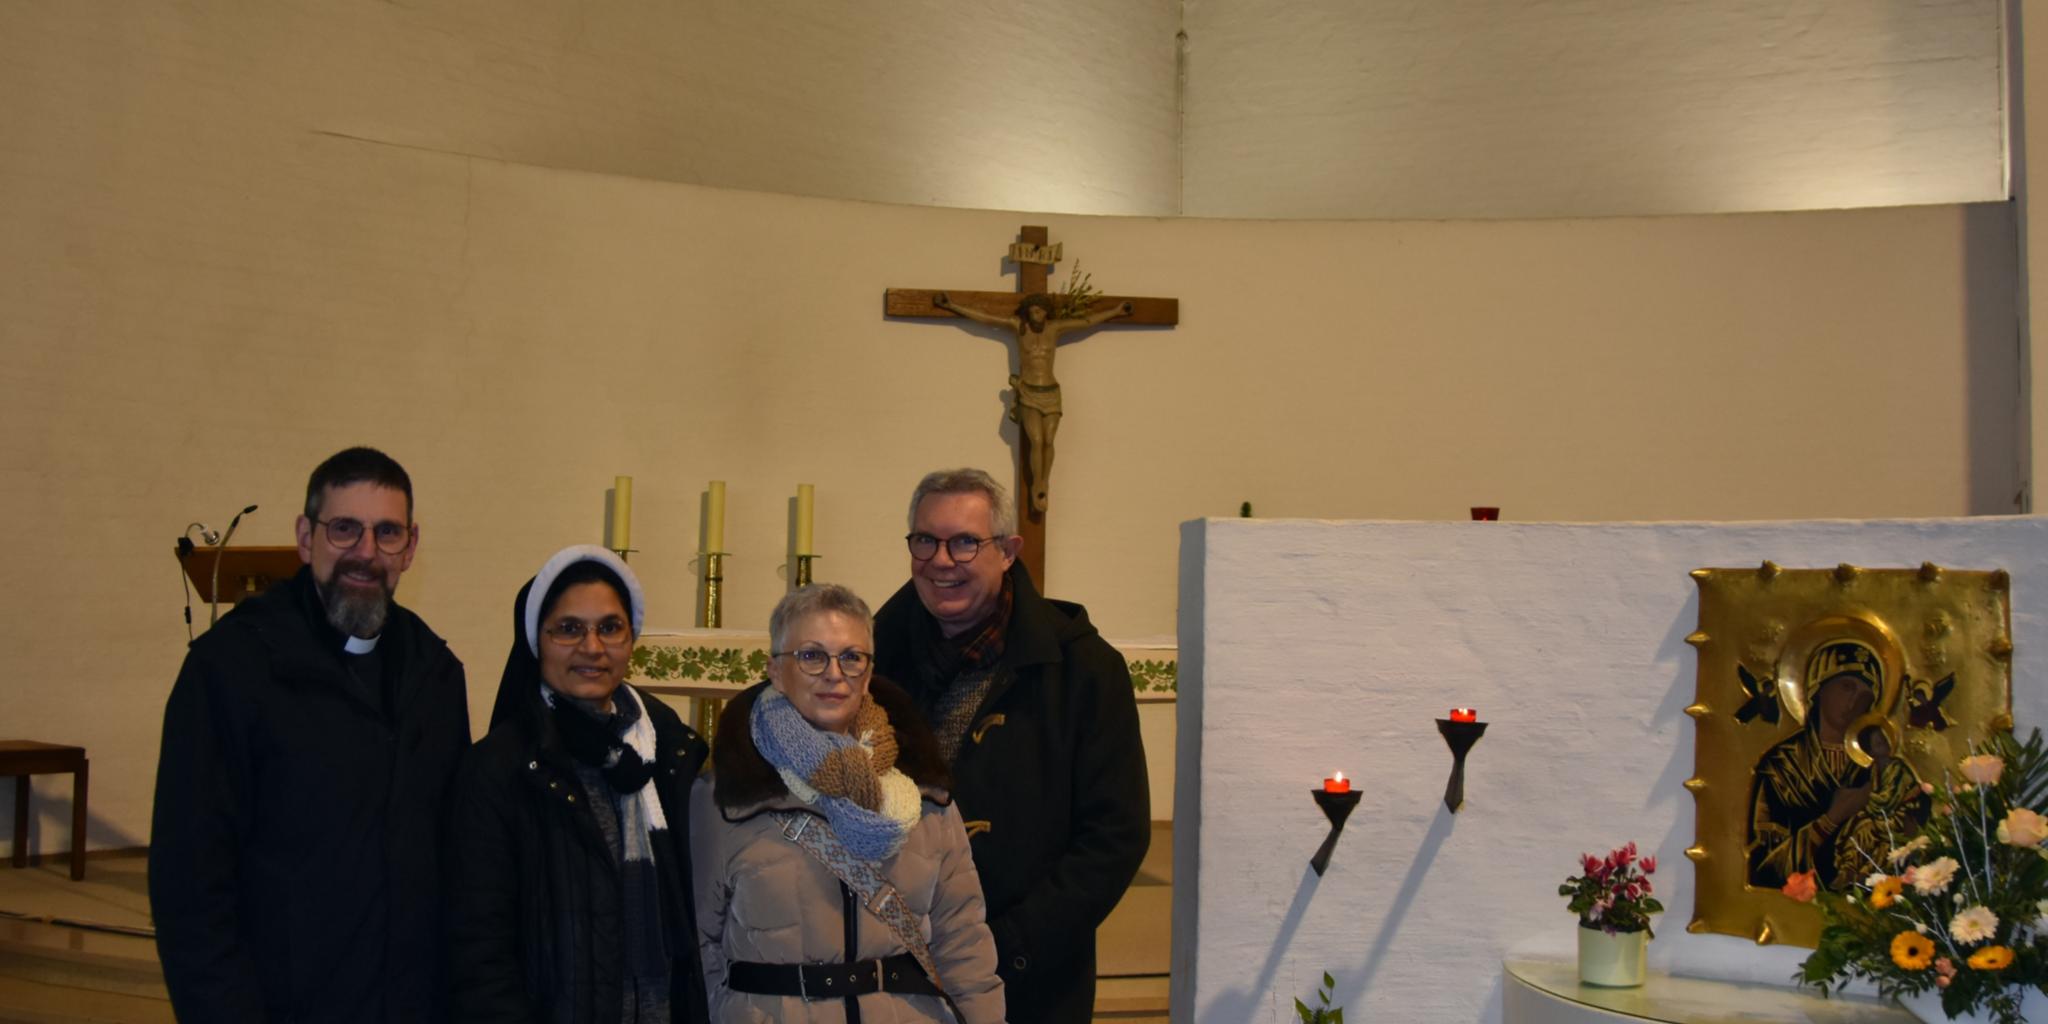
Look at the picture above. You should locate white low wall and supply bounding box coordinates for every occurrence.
[1172,516,2048,1024]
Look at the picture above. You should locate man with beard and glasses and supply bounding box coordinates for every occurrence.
[150,447,470,1023]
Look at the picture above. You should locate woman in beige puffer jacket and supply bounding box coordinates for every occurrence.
[690,584,1004,1023]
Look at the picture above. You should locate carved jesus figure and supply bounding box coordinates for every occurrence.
[932,291,1133,511]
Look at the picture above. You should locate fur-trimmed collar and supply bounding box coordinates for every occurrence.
[712,675,950,813]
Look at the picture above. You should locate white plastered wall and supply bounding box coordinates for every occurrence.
[1173,516,2048,1024]
[2,3,2009,223]
[1183,0,2007,218]
[0,3,2025,854]
[0,2,1181,218]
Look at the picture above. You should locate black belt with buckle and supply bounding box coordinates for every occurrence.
[728,953,940,1000]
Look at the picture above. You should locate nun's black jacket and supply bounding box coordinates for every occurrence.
[446,679,711,1024]
[149,565,471,1023]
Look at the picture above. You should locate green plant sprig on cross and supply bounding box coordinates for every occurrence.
[1056,259,1101,319]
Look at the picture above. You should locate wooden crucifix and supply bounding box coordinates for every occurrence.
[884,225,1179,586]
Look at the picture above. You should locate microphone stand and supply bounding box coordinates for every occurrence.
[209,504,258,626]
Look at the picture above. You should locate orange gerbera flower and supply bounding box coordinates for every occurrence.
[1891,931,1936,970]
[1870,876,1904,909]
[1967,946,2014,971]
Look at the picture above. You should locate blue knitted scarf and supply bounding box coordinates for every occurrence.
[750,687,918,861]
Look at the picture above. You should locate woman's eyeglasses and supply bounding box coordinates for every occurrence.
[773,648,874,678]
[543,618,632,647]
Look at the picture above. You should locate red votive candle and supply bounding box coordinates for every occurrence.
[1322,771,1350,794]
[1470,507,1500,521]
[1450,708,1477,723]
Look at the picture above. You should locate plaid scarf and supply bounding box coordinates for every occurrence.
[750,688,920,861]
[922,575,1013,762]
[954,574,1013,672]
[542,684,670,993]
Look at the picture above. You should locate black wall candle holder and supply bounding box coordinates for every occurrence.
[1436,718,1488,812]
[1309,789,1363,876]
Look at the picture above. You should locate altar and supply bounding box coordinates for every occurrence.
[1171,515,2048,1023]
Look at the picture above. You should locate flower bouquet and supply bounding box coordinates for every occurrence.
[1796,729,2048,1023]
[1560,841,1662,985]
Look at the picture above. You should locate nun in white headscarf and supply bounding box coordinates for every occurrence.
[447,545,711,1024]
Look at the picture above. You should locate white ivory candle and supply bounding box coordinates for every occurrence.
[795,483,815,555]
[705,480,726,552]
[610,476,632,550]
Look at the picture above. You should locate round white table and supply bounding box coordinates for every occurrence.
[1503,958,1917,1023]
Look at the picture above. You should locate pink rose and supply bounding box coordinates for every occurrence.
[1782,870,1818,903]
[1997,808,2048,848]
[1958,754,2005,786]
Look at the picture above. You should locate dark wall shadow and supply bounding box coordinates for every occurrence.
[1195,806,1458,1023]
[1962,199,2023,514]
[1193,860,1321,1024]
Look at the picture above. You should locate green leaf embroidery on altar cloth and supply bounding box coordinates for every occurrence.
[630,646,769,683]
[1127,659,1177,693]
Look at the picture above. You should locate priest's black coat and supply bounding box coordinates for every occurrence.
[149,566,471,1022]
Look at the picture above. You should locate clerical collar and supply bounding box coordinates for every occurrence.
[344,634,381,655]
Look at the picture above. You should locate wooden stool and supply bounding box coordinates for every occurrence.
[0,741,88,880]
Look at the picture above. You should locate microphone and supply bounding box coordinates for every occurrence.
[180,522,221,554]
[209,504,259,627]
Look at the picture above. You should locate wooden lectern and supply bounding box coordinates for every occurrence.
[177,545,303,606]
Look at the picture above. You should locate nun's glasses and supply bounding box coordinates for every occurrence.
[543,617,632,647]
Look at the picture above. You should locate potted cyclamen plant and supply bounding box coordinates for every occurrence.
[1560,841,1663,987]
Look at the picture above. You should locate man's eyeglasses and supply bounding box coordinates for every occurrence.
[314,517,414,555]
[543,617,633,647]
[905,532,1000,563]
[773,648,874,678]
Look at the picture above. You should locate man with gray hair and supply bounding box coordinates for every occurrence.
[150,447,470,1022]
[873,467,1150,1023]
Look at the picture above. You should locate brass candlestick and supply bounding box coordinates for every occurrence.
[694,550,729,746]
[699,552,725,628]
[793,554,817,587]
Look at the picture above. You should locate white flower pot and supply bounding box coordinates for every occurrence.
[1577,925,1647,988]
[1897,985,2048,1023]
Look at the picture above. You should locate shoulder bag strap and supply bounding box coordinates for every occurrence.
[776,811,961,1018]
